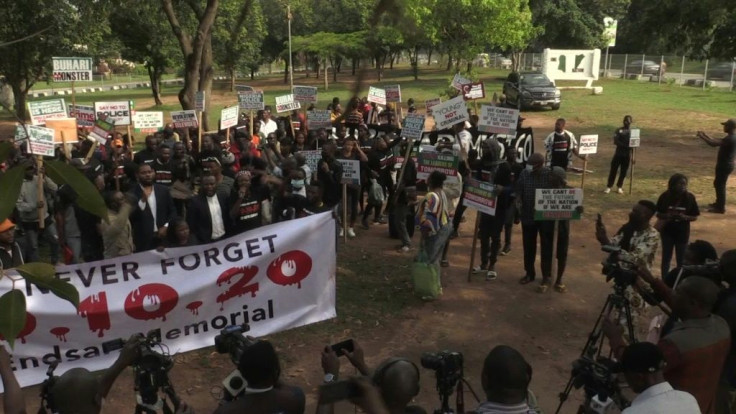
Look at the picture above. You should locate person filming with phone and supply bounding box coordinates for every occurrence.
[697,119,736,214]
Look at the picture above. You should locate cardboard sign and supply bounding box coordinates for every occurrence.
[299,150,322,173]
[307,110,332,129]
[578,135,599,155]
[94,101,132,126]
[44,118,79,143]
[451,73,472,90]
[425,98,441,116]
[367,86,386,105]
[28,99,68,125]
[89,117,115,144]
[292,86,318,103]
[275,94,301,113]
[401,114,426,141]
[385,85,402,103]
[416,150,459,183]
[338,159,361,186]
[68,104,95,128]
[534,188,583,220]
[463,178,497,216]
[171,110,199,129]
[432,96,469,130]
[478,106,519,135]
[629,128,640,148]
[18,125,56,156]
[195,91,206,112]
[132,111,164,133]
[462,82,486,100]
[220,106,239,130]
[238,91,265,111]
[52,57,93,82]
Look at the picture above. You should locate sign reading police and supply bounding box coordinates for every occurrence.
[94,101,132,126]
[578,135,599,155]
[238,91,265,111]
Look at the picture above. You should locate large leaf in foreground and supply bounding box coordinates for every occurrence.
[0,290,26,349]
[15,262,79,310]
[45,160,108,223]
[0,141,13,164]
[0,165,26,223]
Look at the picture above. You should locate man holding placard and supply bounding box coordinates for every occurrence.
[543,118,585,170]
[697,119,736,214]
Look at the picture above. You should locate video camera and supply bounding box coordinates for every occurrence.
[214,324,256,400]
[601,245,638,288]
[681,262,722,284]
[421,350,464,413]
[567,355,628,413]
[132,330,179,412]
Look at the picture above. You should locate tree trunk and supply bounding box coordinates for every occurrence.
[352,58,357,76]
[229,67,235,92]
[10,81,28,121]
[332,57,338,82]
[411,45,419,80]
[250,68,255,80]
[146,65,163,106]
[323,58,328,90]
[466,61,472,73]
[390,54,395,69]
[446,54,453,71]
[198,31,214,131]
[427,48,433,66]
[316,61,320,79]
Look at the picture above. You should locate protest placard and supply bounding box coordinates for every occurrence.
[462,82,485,100]
[94,101,132,126]
[292,86,318,103]
[385,85,402,103]
[534,188,583,220]
[416,150,459,183]
[338,159,361,186]
[401,113,426,141]
[462,178,497,216]
[307,110,332,129]
[27,99,68,125]
[195,91,206,112]
[629,128,640,147]
[171,110,199,129]
[299,150,322,173]
[220,106,239,130]
[275,94,301,113]
[367,86,386,105]
[432,96,469,130]
[238,91,265,110]
[68,104,95,128]
[578,135,599,155]
[44,118,79,143]
[478,105,519,135]
[89,117,115,144]
[132,111,164,133]
[425,98,441,116]
[20,125,56,156]
[52,57,93,82]
[451,73,472,90]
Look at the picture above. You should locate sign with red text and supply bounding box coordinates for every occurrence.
[28,99,68,125]
[89,117,115,144]
[425,98,441,116]
[94,101,131,126]
[275,94,301,113]
[307,110,331,129]
[0,213,337,390]
[220,106,239,130]
[337,159,361,186]
[432,96,469,130]
[68,104,95,129]
[462,82,485,100]
[417,149,460,183]
[171,110,199,129]
[451,73,472,90]
[401,113,426,141]
[463,178,497,216]
[195,91,206,112]
[238,91,264,111]
[292,86,318,103]
[384,84,402,102]
[367,86,386,105]
[478,105,519,135]
[18,125,56,156]
[132,111,164,133]
[578,135,598,155]
[534,188,583,220]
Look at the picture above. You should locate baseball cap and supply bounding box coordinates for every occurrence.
[618,342,665,373]
[721,119,736,128]
[113,138,124,147]
[551,166,567,182]
[0,219,16,233]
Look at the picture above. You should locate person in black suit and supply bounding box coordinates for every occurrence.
[128,163,177,252]
[186,174,230,244]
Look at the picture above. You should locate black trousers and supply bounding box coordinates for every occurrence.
[521,221,555,279]
[452,183,468,231]
[714,164,734,210]
[607,153,630,188]
[479,213,504,268]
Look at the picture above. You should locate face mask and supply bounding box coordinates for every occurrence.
[291,179,305,188]
[525,164,534,171]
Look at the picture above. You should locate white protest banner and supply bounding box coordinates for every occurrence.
[462,178,497,216]
[299,150,322,173]
[275,94,301,113]
[578,135,599,155]
[425,98,441,116]
[89,117,115,144]
[367,86,386,105]
[44,118,79,143]
[0,213,337,391]
[478,105,519,135]
[28,99,68,125]
[220,106,239,130]
[462,82,485,101]
[401,113,426,141]
[238,91,265,111]
[451,73,472,90]
[292,86,318,103]
[384,84,402,103]
[68,104,95,128]
[52,57,93,82]
[94,101,132,126]
[432,96,469,130]
[132,111,164,133]
[23,125,56,157]
[629,128,640,148]
[338,159,361,186]
[171,110,199,129]
[534,188,583,220]
[416,149,460,183]
[195,91,206,112]
[307,110,332,129]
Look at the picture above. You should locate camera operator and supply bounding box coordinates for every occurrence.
[473,345,540,414]
[603,276,730,413]
[618,342,700,413]
[214,340,304,414]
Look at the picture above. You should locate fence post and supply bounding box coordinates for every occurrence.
[623,54,628,78]
[640,54,645,76]
[680,55,685,86]
[703,59,709,90]
[730,60,735,92]
[659,55,664,85]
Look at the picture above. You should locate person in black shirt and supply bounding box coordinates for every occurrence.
[698,118,736,213]
[133,135,158,165]
[317,142,343,208]
[229,171,264,234]
[0,219,23,270]
[606,115,633,194]
[501,148,522,255]
[656,173,699,277]
[152,146,174,186]
[543,118,583,170]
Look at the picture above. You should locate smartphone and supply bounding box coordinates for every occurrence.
[330,339,354,357]
[318,380,360,404]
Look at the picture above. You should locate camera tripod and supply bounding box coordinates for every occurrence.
[555,284,635,414]
[134,383,180,414]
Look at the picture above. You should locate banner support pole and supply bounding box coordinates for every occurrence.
[580,157,588,189]
[197,111,203,153]
[36,156,46,229]
[629,148,635,195]
[342,183,348,243]
[467,210,480,282]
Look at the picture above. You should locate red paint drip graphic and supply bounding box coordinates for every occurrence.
[50,327,70,342]
[124,283,179,322]
[78,292,111,337]
[266,250,313,289]
[186,301,203,315]
[0,312,37,344]
[216,266,259,310]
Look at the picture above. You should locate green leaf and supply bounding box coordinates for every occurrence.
[0,290,26,349]
[0,141,13,164]
[16,263,80,310]
[0,165,26,223]
[44,160,109,223]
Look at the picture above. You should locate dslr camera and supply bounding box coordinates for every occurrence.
[421,351,464,397]
[214,324,256,400]
[601,246,638,288]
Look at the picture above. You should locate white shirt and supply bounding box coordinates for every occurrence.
[260,119,278,136]
[457,130,472,161]
[622,382,700,414]
[207,195,226,240]
[138,185,158,231]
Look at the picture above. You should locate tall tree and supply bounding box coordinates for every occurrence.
[213,0,267,91]
[527,0,603,49]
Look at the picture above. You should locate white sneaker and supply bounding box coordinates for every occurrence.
[603,188,611,194]
[339,228,344,237]
[472,266,487,274]
[347,228,356,238]
[617,187,624,194]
